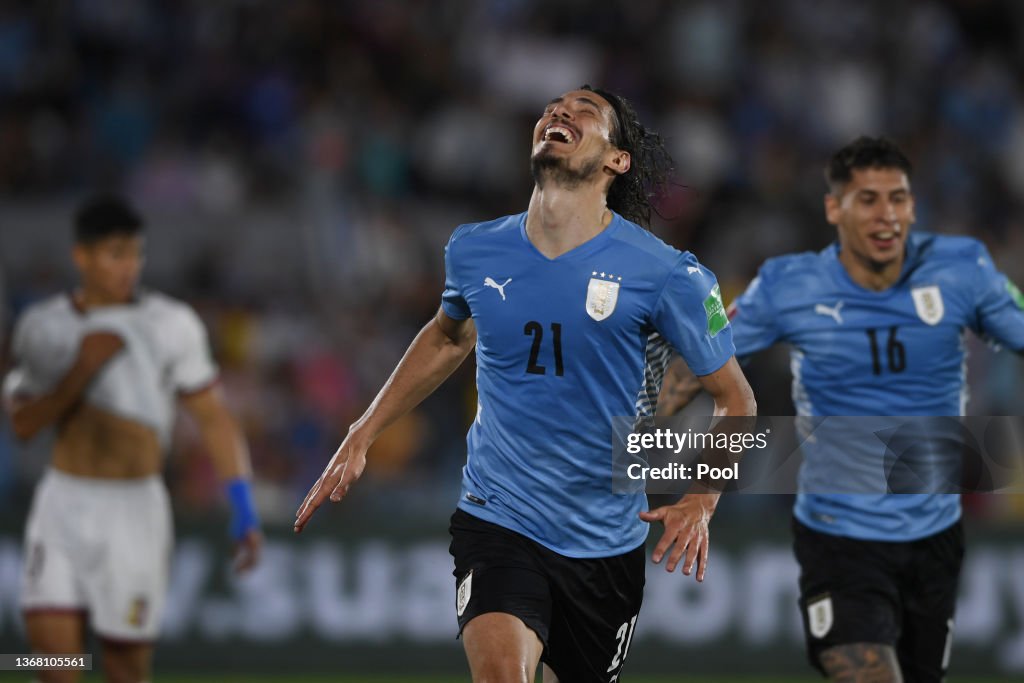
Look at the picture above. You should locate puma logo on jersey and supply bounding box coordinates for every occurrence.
[687,266,701,275]
[814,301,844,324]
[484,277,512,301]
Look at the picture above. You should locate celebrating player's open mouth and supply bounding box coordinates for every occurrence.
[867,225,902,253]
[540,123,579,147]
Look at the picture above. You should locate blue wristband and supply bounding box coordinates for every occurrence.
[225,478,260,541]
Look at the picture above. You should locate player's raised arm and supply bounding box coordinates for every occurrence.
[294,307,476,532]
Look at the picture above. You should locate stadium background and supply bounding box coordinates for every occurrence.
[1,0,1023,680]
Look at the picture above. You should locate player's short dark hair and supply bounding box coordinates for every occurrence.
[581,85,673,227]
[74,194,144,244]
[825,136,913,194]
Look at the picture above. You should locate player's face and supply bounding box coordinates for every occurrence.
[826,167,915,268]
[530,90,630,187]
[73,234,145,303]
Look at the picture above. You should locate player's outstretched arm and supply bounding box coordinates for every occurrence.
[180,386,263,573]
[294,307,476,532]
[641,357,755,582]
[6,331,124,441]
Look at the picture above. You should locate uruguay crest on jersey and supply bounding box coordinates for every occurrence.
[586,272,621,321]
[911,285,944,325]
[807,595,834,638]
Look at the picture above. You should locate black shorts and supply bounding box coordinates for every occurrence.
[793,517,964,681]
[449,508,645,682]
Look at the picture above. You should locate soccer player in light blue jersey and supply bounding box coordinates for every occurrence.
[661,137,1024,682]
[295,86,756,682]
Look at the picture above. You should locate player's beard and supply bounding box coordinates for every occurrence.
[531,149,603,190]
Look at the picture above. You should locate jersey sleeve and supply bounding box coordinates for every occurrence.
[169,305,219,394]
[971,245,1024,352]
[440,227,471,320]
[650,253,735,376]
[728,266,784,357]
[2,310,49,402]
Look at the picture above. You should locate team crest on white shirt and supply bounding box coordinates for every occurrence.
[586,271,621,321]
[911,285,944,325]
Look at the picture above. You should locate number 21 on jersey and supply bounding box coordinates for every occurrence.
[523,321,564,376]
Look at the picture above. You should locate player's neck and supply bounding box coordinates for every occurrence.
[525,184,612,259]
[838,250,904,292]
[74,286,132,310]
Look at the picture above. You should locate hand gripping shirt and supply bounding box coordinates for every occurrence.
[3,291,219,450]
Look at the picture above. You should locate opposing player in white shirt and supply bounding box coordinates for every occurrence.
[2,196,262,683]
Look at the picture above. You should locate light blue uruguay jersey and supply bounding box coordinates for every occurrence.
[730,232,1024,541]
[442,211,735,557]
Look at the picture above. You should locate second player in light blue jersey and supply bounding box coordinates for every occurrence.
[663,137,1024,683]
[295,86,755,682]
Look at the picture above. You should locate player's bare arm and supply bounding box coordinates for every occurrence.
[640,357,755,581]
[180,385,263,572]
[7,331,125,441]
[655,355,703,417]
[294,307,476,532]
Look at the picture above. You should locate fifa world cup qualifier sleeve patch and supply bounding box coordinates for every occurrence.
[704,284,729,337]
[1007,280,1024,310]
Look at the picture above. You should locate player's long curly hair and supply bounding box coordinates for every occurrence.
[582,85,674,228]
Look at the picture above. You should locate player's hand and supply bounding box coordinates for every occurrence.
[233,528,263,573]
[77,331,126,373]
[639,493,719,581]
[293,430,369,533]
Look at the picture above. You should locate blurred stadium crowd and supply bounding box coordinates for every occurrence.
[2,0,1023,526]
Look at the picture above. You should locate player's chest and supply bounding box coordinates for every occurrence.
[461,258,656,350]
[782,282,971,374]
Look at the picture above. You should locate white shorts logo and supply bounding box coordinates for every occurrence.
[586,274,620,321]
[807,595,833,639]
[456,570,473,617]
[911,285,944,325]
